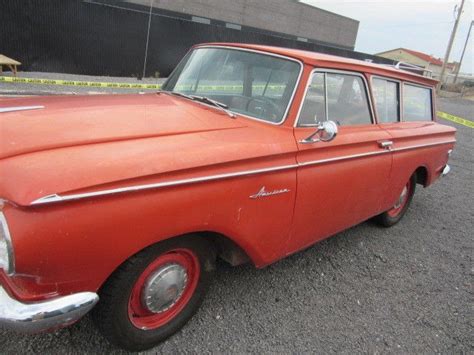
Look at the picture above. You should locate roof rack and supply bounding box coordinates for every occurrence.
[381,61,433,78]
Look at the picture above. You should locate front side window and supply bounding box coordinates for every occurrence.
[298,73,326,126]
[298,71,372,127]
[403,84,433,121]
[163,47,301,123]
[372,78,400,123]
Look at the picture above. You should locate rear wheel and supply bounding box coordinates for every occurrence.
[92,236,214,352]
[375,174,416,227]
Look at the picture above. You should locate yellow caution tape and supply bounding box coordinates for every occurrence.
[0,76,162,89]
[437,111,474,129]
[0,76,286,92]
[2,76,472,129]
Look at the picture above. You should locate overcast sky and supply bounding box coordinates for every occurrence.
[301,0,473,74]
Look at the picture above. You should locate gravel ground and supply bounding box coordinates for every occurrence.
[0,94,472,354]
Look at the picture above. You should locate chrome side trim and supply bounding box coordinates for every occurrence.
[391,140,456,153]
[0,286,99,333]
[30,164,299,205]
[0,106,44,114]
[30,140,456,206]
[299,149,390,167]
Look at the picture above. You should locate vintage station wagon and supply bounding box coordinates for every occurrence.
[0,43,456,350]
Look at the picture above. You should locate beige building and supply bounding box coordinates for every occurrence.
[376,48,458,81]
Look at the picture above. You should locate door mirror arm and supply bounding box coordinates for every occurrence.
[299,120,338,144]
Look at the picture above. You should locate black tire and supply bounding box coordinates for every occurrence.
[91,235,215,352]
[374,174,416,228]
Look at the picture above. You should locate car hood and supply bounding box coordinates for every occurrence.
[0,94,268,206]
[0,93,245,160]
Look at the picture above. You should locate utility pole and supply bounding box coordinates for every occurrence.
[454,20,473,84]
[438,0,465,91]
[142,0,154,80]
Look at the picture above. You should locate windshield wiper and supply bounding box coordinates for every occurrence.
[165,91,195,101]
[164,91,235,118]
[189,95,236,118]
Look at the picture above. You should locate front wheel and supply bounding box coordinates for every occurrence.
[92,236,214,352]
[374,174,416,227]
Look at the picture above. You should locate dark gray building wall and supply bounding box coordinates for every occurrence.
[1,0,386,77]
[126,0,359,49]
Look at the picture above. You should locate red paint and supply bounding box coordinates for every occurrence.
[0,43,456,303]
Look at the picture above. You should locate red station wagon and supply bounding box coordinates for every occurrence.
[0,44,456,351]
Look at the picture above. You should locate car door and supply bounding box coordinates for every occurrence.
[371,78,453,211]
[286,69,393,254]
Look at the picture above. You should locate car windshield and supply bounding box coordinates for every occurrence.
[162,47,301,124]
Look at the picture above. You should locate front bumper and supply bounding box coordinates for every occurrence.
[0,286,98,333]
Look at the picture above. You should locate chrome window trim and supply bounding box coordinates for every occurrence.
[402,82,434,122]
[30,140,456,206]
[370,75,402,124]
[0,212,15,275]
[166,45,305,126]
[294,68,376,128]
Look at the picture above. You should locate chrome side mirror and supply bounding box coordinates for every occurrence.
[300,120,338,144]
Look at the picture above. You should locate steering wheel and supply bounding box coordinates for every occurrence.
[246,97,282,121]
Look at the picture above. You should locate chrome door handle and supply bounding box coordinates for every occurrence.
[378,140,393,149]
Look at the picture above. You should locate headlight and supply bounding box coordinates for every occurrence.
[0,212,15,275]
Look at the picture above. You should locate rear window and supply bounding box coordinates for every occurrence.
[403,84,433,122]
[373,78,400,123]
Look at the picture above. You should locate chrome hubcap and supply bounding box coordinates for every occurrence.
[393,186,408,209]
[142,263,188,313]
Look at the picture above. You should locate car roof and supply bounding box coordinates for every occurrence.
[196,43,438,87]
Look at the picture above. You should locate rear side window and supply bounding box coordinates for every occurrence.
[403,84,433,121]
[372,78,400,123]
[298,71,372,127]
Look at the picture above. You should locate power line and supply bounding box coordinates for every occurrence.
[454,20,473,83]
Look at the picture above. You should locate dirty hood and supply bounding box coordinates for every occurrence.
[0,94,251,206]
[0,93,245,159]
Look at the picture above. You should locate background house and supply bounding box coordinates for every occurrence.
[376,48,459,82]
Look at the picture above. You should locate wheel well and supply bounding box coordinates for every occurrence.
[195,231,251,267]
[98,232,252,294]
[415,166,429,187]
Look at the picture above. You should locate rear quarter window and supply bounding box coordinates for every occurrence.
[403,84,433,122]
[373,78,400,123]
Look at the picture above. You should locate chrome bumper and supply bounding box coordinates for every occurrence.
[0,286,98,333]
[442,164,451,176]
